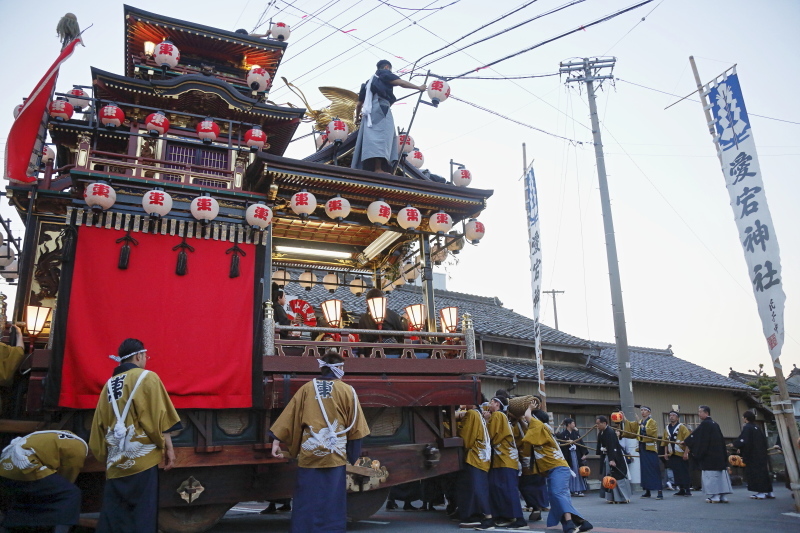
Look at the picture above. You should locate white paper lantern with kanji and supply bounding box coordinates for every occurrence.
[142,189,173,217]
[290,190,317,217]
[326,119,349,143]
[428,211,453,233]
[246,203,273,229]
[84,182,116,211]
[42,146,55,165]
[315,132,329,150]
[48,99,73,121]
[154,40,180,69]
[196,118,220,144]
[426,79,451,104]
[247,66,271,92]
[271,22,291,41]
[0,246,14,268]
[465,218,486,242]
[190,194,219,222]
[144,111,170,136]
[398,134,414,154]
[66,88,90,110]
[408,149,424,168]
[397,206,421,230]
[1,259,18,280]
[324,195,351,221]
[452,168,472,187]
[244,126,267,151]
[99,104,125,128]
[367,200,392,225]
[13,102,24,119]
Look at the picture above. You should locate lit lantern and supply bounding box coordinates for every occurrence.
[465,218,485,243]
[428,211,453,233]
[273,269,290,287]
[404,303,426,331]
[326,119,349,143]
[144,111,170,136]
[196,118,220,144]
[0,245,14,267]
[299,270,315,291]
[324,195,351,222]
[246,203,273,229]
[439,306,459,333]
[1,259,18,280]
[320,299,342,327]
[142,188,173,217]
[99,104,125,128]
[349,276,367,296]
[66,88,90,110]
[271,22,291,41]
[323,272,340,293]
[84,181,117,212]
[408,148,424,168]
[42,145,56,165]
[397,205,421,230]
[367,295,388,328]
[452,168,472,187]
[315,132,329,150]
[154,40,180,69]
[190,194,219,222]
[48,98,73,121]
[610,412,624,424]
[247,66,270,92]
[244,125,267,151]
[290,189,317,218]
[398,134,414,154]
[426,79,451,105]
[367,200,391,225]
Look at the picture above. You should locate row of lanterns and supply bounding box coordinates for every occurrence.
[398,134,473,187]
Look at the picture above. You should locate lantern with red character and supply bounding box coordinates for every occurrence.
[246,203,273,229]
[84,181,116,212]
[270,22,291,41]
[144,111,170,136]
[99,104,125,129]
[244,125,267,151]
[426,79,451,105]
[290,189,317,219]
[142,188,173,218]
[196,118,220,144]
[464,218,485,243]
[247,66,270,92]
[48,98,73,121]
[452,168,472,187]
[153,40,180,70]
[408,149,424,168]
[398,134,414,154]
[13,102,23,119]
[324,195,351,222]
[326,118,349,143]
[66,88,89,111]
[315,132,329,151]
[428,211,453,233]
[367,200,391,225]
[190,193,219,223]
[42,146,55,165]
[397,205,421,230]
[610,412,624,424]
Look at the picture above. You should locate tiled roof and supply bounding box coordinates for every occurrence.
[485,358,616,385]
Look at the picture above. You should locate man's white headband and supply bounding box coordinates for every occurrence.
[109,349,146,363]
[318,359,345,379]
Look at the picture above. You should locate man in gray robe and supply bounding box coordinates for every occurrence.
[683,405,733,503]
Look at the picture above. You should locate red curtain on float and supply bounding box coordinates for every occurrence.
[58,225,256,409]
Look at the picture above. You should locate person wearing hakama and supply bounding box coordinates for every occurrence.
[596,416,632,504]
[352,60,426,173]
[454,404,492,527]
[557,418,588,496]
[90,339,181,533]
[512,415,549,522]
[522,401,593,533]
[623,406,663,499]
[0,430,87,532]
[683,405,732,503]
[732,410,774,499]
[269,351,370,533]
[664,410,692,496]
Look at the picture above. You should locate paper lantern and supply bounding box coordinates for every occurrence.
[271,22,291,41]
[428,211,453,233]
[401,261,420,282]
[315,132,329,150]
[427,79,451,104]
[320,299,342,327]
[452,168,472,187]
[99,104,124,128]
[154,40,180,69]
[367,200,391,225]
[0,245,14,267]
[144,111,170,136]
[196,118,220,144]
[299,270,315,291]
[323,272,340,293]
[602,476,617,490]
[66,88,90,110]
[247,66,271,92]
[439,306,459,333]
[273,269,290,287]
[324,195,351,221]
[397,206,421,230]
[48,98,73,121]
[446,231,465,254]
[1,259,18,280]
[246,203,273,229]
[408,149,424,168]
[190,194,219,222]
[13,103,23,119]
[84,181,116,211]
[142,189,173,217]
[349,276,367,296]
[398,134,414,154]
[244,125,267,151]
[610,412,624,424]
[42,145,56,165]
[326,119,349,143]
[579,466,591,477]
[465,219,485,242]
[290,190,317,217]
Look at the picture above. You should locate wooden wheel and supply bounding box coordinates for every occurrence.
[346,487,390,522]
[158,503,233,533]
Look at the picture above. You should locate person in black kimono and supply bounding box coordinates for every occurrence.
[595,416,631,503]
[732,410,774,499]
[557,418,588,496]
[683,405,732,503]
[357,289,406,356]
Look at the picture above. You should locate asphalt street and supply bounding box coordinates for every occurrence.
[208,486,800,532]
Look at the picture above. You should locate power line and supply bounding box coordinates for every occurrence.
[602,0,665,55]
[426,72,561,80]
[378,0,460,10]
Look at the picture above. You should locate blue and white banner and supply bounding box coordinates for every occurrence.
[523,164,545,396]
[705,70,785,361]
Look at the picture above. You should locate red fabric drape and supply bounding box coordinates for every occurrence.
[59,226,255,409]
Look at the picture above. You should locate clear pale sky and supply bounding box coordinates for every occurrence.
[1,0,797,376]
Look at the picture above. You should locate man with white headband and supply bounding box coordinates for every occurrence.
[269,350,370,533]
[622,406,664,500]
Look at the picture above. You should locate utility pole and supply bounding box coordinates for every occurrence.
[560,57,636,420]
[542,289,565,330]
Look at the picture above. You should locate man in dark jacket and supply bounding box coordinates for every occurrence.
[357,288,406,356]
[732,410,774,499]
[596,416,631,503]
[683,405,732,503]
[557,418,588,496]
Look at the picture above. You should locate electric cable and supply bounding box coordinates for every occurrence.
[422,72,561,80]
[601,0,665,55]
[378,0,460,10]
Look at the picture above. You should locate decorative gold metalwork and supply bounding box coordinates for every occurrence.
[177,476,205,504]
[281,78,359,133]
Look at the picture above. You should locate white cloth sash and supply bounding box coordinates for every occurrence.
[108,370,150,442]
[361,76,376,128]
[312,378,359,459]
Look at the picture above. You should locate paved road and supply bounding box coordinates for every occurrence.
[209,486,800,532]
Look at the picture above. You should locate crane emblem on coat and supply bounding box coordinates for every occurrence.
[105,424,157,469]
[302,423,347,457]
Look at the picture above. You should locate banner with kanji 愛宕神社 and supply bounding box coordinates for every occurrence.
[705,69,785,361]
[523,164,545,396]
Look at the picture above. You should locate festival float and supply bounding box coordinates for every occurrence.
[1,6,492,531]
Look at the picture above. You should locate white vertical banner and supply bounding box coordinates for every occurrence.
[705,69,785,361]
[523,164,545,397]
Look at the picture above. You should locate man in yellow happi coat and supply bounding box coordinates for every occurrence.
[0,325,25,385]
[454,399,492,527]
[270,350,370,533]
[0,429,88,531]
[664,410,692,496]
[623,406,663,499]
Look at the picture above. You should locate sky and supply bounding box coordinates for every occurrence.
[0,0,798,376]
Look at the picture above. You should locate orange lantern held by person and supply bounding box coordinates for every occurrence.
[579,466,591,477]
[602,476,617,490]
[610,411,624,423]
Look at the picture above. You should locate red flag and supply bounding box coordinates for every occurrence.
[4,38,82,184]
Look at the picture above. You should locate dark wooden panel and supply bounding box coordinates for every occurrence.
[263,356,486,375]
